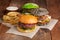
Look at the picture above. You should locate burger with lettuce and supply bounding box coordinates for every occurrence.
[17,14,38,32]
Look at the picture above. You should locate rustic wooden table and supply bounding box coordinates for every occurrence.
[46,0,60,40]
[0,23,51,40]
[0,0,60,40]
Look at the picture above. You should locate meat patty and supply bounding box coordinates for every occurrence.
[18,22,35,29]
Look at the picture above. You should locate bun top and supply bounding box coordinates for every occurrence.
[19,14,38,24]
[22,3,39,9]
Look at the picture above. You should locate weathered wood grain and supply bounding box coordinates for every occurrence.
[46,0,60,40]
[0,23,51,40]
[0,0,11,18]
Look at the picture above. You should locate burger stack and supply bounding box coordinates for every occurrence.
[3,3,51,32]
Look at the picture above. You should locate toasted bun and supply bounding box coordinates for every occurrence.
[17,26,36,32]
[19,14,37,24]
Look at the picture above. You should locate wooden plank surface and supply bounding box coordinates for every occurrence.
[0,0,11,18]
[46,0,60,40]
[0,23,51,40]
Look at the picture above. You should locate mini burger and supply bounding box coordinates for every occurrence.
[17,14,38,32]
[37,15,51,25]
[28,8,51,25]
[20,3,39,13]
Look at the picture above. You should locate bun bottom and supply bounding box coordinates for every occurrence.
[17,26,36,33]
